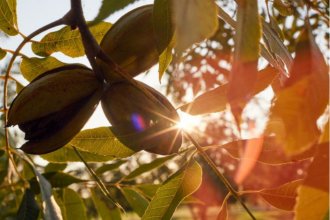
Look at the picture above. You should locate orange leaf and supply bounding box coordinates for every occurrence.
[259,179,303,211]
[217,200,228,220]
[266,26,329,155]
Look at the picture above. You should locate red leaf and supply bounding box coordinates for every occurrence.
[216,200,228,220]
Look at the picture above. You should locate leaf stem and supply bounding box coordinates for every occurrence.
[72,146,125,213]
[184,131,256,220]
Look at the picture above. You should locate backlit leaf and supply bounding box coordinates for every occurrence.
[266,27,329,155]
[273,0,293,16]
[91,189,122,220]
[142,160,202,220]
[17,189,40,220]
[180,66,277,115]
[32,22,111,57]
[0,48,6,60]
[171,0,218,53]
[91,0,140,25]
[158,45,173,81]
[61,189,87,220]
[295,143,329,220]
[20,56,67,81]
[259,179,303,211]
[41,146,117,163]
[124,154,176,180]
[122,188,149,217]
[0,0,18,35]
[227,0,261,120]
[68,127,134,158]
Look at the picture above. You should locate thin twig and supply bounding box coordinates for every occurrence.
[184,131,256,220]
[72,146,125,213]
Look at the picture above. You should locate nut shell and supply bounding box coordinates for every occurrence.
[101,80,182,155]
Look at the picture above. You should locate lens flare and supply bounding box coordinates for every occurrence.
[131,113,147,132]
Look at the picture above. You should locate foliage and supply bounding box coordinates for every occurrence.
[0,0,328,219]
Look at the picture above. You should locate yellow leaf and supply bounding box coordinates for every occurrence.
[295,186,329,220]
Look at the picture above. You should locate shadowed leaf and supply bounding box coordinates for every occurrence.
[32,22,111,57]
[142,160,202,220]
[0,48,6,60]
[0,0,18,35]
[17,189,40,220]
[91,0,140,26]
[172,0,218,53]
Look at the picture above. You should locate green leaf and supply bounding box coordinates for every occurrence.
[124,154,176,180]
[68,127,135,157]
[95,160,127,174]
[227,0,261,120]
[266,28,329,155]
[180,66,277,115]
[61,189,87,220]
[41,146,117,163]
[33,169,62,220]
[42,127,134,163]
[135,184,160,199]
[91,189,122,220]
[142,160,202,220]
[0,0,18,35]
[158,45,173,81]
[122,188,149,217]
[91,0,140,26]
[0,48,6,60]
[32,22,111,57]
[20,56,67,81]
[172,0,218,53]
[44,163,67,173]
[17,189,40,220]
